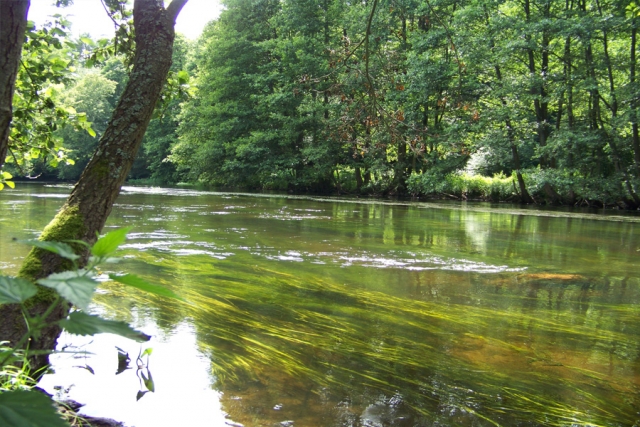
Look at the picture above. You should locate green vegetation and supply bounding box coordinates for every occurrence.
[4,0,640,208]
[6,16,94,176]
[169,0,640,207]
[0,228,182,427]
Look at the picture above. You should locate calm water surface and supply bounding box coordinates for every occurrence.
[1,184,639,427]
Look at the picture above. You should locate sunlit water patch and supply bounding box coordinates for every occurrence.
[39,320,232,427]
[254,248,525,273]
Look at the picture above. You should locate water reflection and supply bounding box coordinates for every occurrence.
[1,184,639,426]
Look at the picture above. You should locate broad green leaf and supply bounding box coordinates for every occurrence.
[60,311,150,342]
[20,240,79,261]
[0,276,37,304]
[37,270,97,310]
[177,70,189,84]
[85,125,96,138]
[0,390,68,427]
[1,171,12,179]
[91,227,131,257]
[109,274,183,301]
[0,183,4,191]
[5,181,15,189]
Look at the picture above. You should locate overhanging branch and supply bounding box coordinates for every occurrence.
[167,0,189,22]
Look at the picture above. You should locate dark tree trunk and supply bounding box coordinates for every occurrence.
[524,0,551,168]
[355,166,363,190]
[0,0,30,171]
[630,21,640,178]
[494,64,534,204]
[0,0,188,374]
[510,137,534,204]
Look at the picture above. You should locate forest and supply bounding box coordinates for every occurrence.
[4,0,640,208]
[2,2,640,426]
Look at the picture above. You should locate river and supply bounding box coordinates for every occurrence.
[1,184,639,426]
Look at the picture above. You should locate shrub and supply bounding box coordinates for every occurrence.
[407,171,516,201]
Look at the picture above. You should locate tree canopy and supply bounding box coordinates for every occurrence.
[167,0,636,207]
[3,0,640,208]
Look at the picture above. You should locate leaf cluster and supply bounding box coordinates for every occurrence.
[0,228,183,426]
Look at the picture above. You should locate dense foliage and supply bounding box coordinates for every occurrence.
[6,0,640,208]
[167,0,640,208]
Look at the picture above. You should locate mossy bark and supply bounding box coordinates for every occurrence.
[0,0,188,374]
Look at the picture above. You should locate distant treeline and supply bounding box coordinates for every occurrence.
[13,0,640,208]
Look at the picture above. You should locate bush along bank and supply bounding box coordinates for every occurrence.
[406,171,640,209]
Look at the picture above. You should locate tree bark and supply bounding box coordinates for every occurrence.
[0,0,188,373]
[524,0,551,169]
[494,64,534,204]
[630,20,640,178]
[0,0,30,171]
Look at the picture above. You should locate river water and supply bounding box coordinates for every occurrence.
[1,184,639,427]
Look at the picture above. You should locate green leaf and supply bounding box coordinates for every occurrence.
[1,171,12,179]
[60,311,150,342]
[0,390,68,427]
[141,369,155,392]
[64,239,91,249]
[85,125,96,138]
[19,240,79,261]
[91,227,131,257]
[109,274,183,301]
[0,276,38,304]
[177,70,189,85]
[5,181,15,189]
[37,271,97,310]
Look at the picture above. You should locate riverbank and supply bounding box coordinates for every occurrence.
[15,173,640,212]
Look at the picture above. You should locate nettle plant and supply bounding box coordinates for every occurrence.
[0,228,182,426]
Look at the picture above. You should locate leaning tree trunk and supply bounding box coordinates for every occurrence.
[0,0,30,171]
[0,0,188,373]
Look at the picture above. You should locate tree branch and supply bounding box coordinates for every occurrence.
[167,0,189,22]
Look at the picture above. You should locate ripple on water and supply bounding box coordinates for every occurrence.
[126,231,187,240]
[121,240,193,251]
[258,214,331,221]
[171,249,233,259]
[198,211,232,215]
[247,246,525,273]
[121,236,234,260]
[114,204,157,210]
